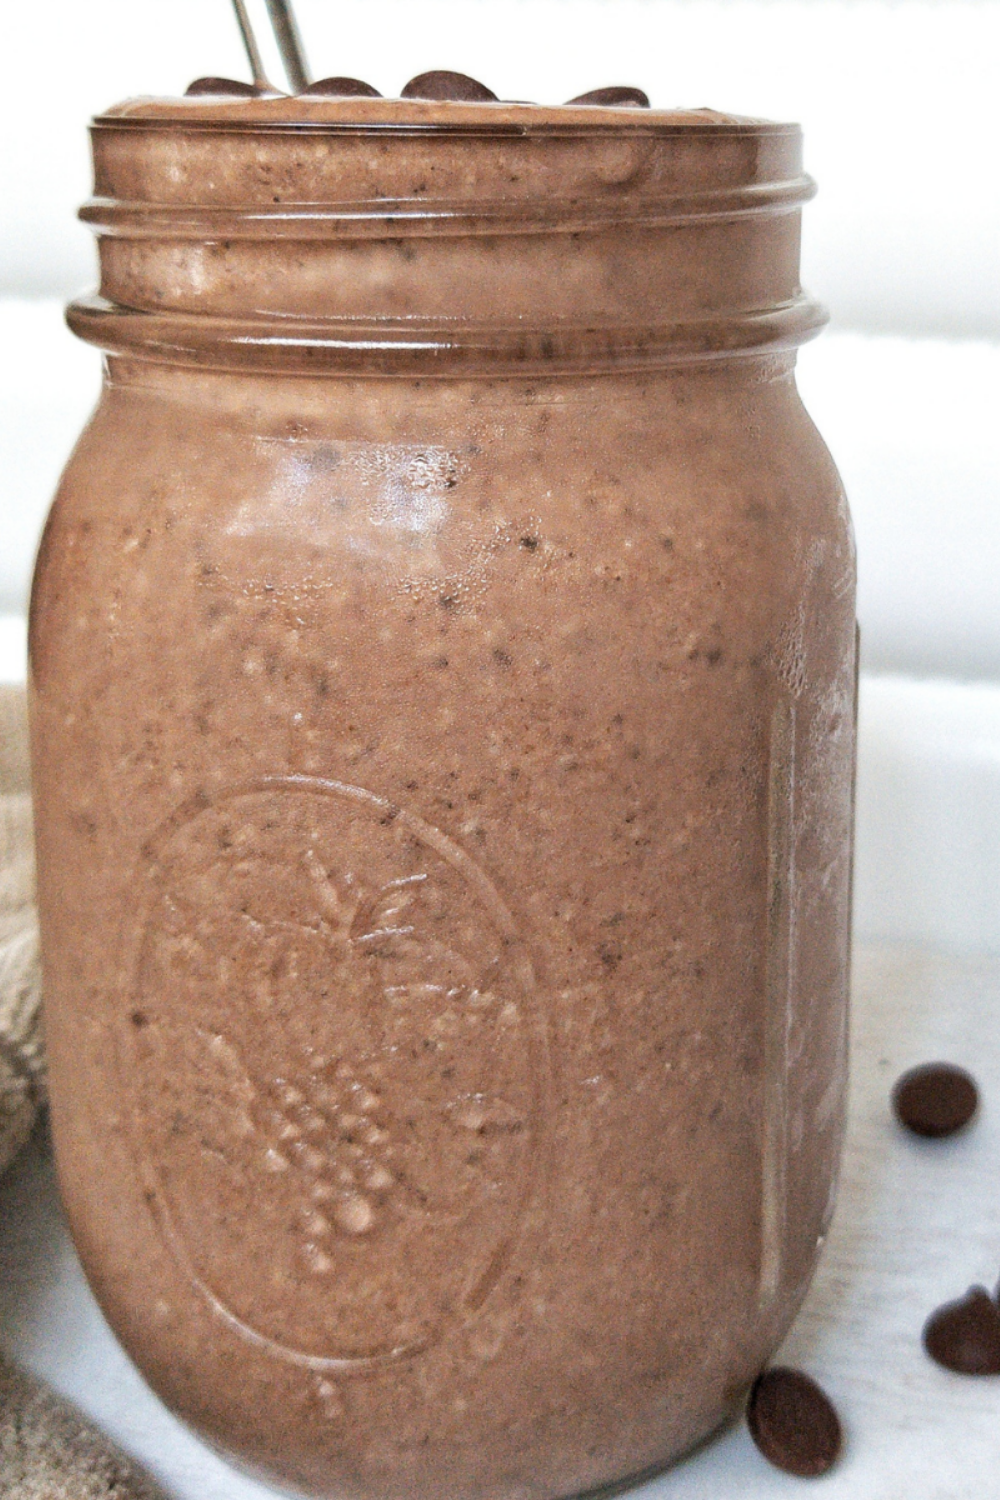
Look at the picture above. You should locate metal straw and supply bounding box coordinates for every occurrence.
[230,0,271,89]
[264,0,312,92]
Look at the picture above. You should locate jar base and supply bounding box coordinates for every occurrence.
[564,1398,746,1500]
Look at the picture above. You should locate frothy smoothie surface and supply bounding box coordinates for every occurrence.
[105,94,746,123]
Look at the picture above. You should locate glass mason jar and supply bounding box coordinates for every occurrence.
[29,96,856,1499]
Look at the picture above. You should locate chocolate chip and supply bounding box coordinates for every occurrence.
[185,77,268,97]
[300,77,382,98]
[924,1287,1000,1375]
[892,1062,979,1137]
[746,1367,842,1478]
[566,86,651,108]
[401,71,498,103]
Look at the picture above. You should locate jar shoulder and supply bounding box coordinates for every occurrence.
[32,367,853,585]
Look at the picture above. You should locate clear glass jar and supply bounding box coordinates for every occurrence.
[29,96,856,1499]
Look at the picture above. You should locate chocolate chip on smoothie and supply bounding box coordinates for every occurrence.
[300,77,382,97]
[567,86,651,108]
[746,1367,842,1478]
[401,71,498,102]
[185,77,269,97]
[923,1287,1000,1375]
[892,1062,979,1137]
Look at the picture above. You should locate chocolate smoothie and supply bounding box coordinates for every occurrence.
[29,93,856,1499]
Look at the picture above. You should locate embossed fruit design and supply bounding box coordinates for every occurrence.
[125,780,540,1366]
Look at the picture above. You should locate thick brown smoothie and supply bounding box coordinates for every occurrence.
[29,94,855,1499]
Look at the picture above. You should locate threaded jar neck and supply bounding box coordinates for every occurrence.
[69,98,823,376]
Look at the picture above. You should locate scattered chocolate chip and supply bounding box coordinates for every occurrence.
[566,86,651,108]
[401,71,498,103]
[185,77,267,97]
[924,1287,1000,1375]
[892,1062,979,1138]
[300,77,382,97]
[746,1367,842,1478]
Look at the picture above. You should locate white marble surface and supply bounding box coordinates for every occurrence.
[3,940,999,1497]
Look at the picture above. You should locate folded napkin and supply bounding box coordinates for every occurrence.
[0,1356,166,1498]
[0,683,43,1177]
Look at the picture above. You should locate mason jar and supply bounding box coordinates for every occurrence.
[28,95,856,1499]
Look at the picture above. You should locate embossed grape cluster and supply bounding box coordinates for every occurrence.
[259,1054,397,1262]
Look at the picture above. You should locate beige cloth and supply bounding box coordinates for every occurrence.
[0,1356,166,1498]
[0,684,44,1178]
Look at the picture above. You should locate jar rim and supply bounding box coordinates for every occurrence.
[77,100,819,376]
[80,176,816,241]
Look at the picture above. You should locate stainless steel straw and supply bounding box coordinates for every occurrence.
[264,0,312,92]
[230,0,271,90]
